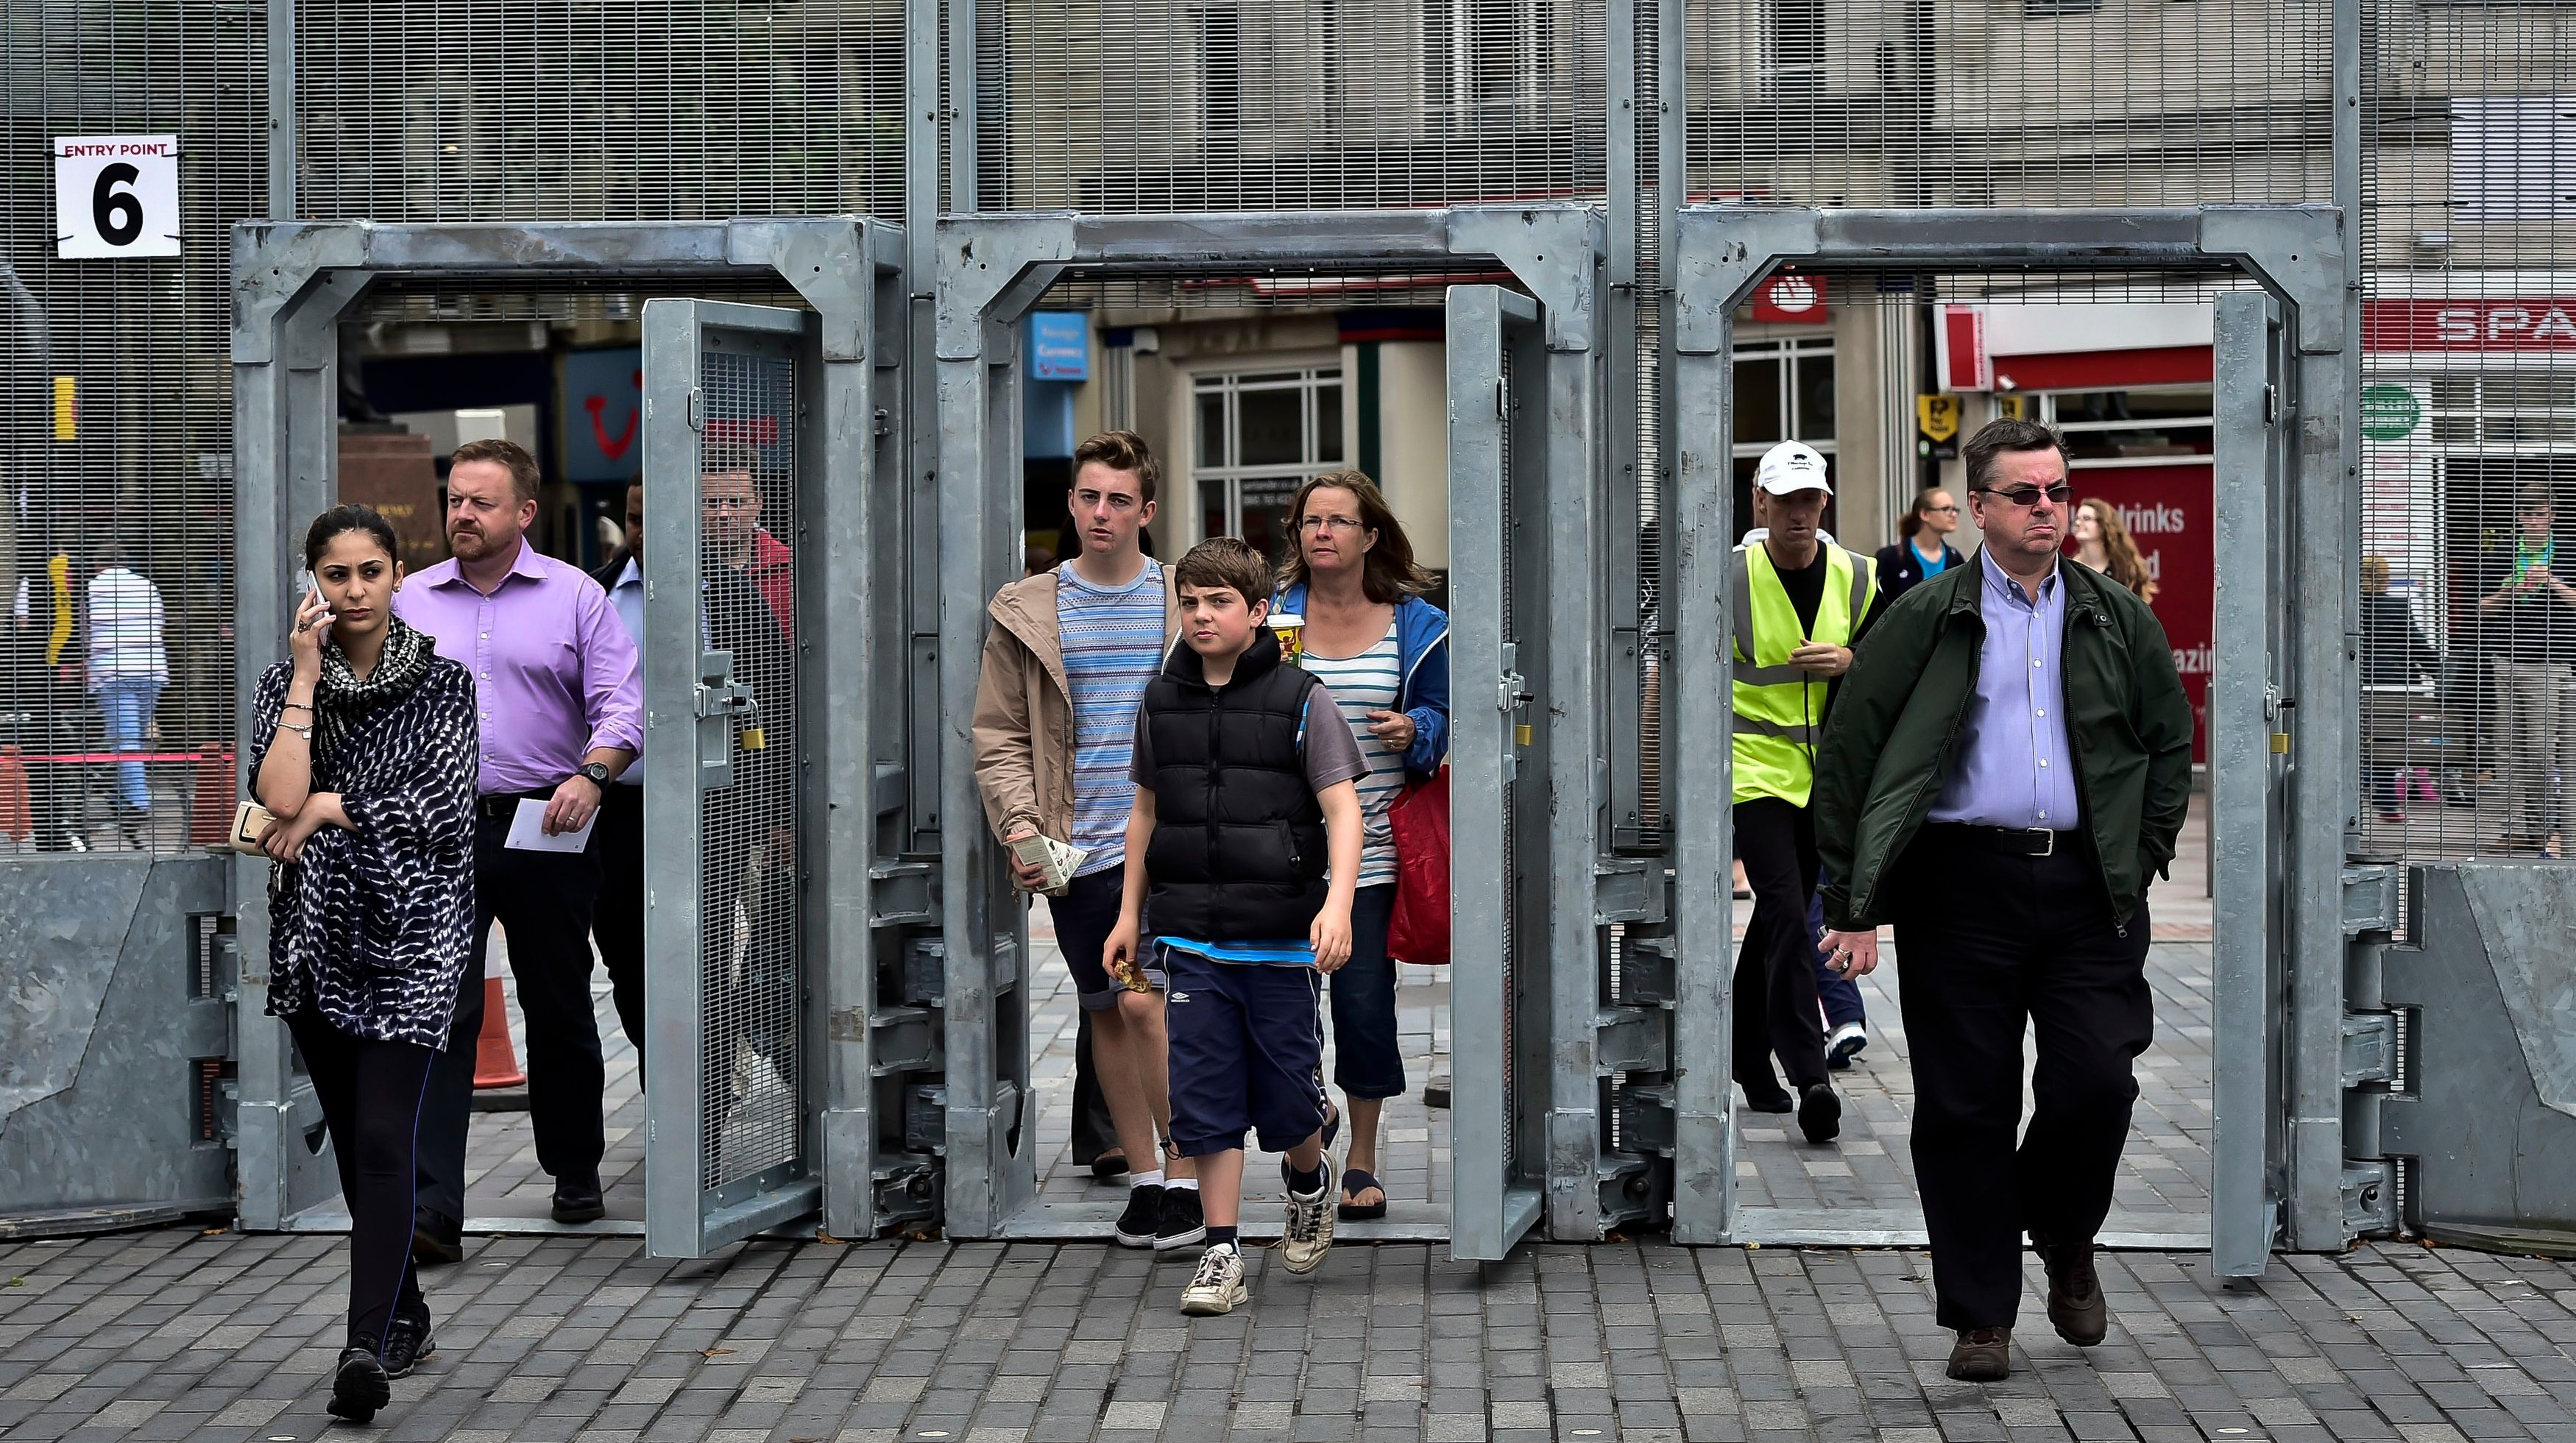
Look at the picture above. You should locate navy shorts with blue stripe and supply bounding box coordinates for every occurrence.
[1161,943,1329,1157]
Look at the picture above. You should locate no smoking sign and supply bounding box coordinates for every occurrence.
[53,135,181,259]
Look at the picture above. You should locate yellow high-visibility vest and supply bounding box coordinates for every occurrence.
[1731,541,1876,806]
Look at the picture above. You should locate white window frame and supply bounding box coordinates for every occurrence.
[2036,383,2217,470]
[1181,358,1348,549]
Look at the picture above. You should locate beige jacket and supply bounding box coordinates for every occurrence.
[971,562,1182,845]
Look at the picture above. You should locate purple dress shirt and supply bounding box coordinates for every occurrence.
[1928,550,2083,830]
[394,542,644,796]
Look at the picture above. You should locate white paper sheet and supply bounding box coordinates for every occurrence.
[504,797,599,853]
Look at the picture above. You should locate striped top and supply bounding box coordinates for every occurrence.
[1058,558,1167,876]
[1301,617,1407,887]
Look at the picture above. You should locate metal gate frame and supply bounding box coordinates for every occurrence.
[930,205,1606,1243]
[228,219,918,1241]
[1663,205,2360,1267]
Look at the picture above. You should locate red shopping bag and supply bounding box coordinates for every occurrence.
[1386,767,1451,965]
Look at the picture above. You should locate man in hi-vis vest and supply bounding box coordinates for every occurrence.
[1731,440,1880,1145]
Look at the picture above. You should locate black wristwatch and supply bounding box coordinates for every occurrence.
[577,762,613,787]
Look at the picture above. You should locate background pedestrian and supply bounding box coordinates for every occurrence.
[1875,488,1964,603]
[85,542,166,845]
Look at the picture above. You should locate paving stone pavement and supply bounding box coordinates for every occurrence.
[4,1227,2574,1443]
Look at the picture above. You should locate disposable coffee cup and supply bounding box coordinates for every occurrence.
[1269,611,1306,667]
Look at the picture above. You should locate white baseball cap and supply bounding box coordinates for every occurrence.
[1752,440,1833,496]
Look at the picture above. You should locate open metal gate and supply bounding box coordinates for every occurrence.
[1663,206,2350,1269]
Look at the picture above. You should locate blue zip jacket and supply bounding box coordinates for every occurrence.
[1276,581,1451,779]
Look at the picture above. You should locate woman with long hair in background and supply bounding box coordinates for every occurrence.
[2073,496,2161,606]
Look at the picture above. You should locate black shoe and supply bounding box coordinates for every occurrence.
[2033,1231,2109,1346]
[1114,1184,1164,1248]
[551,1172,606,1224]
[1155,1186,1207,1250]
[382,1308,435,1380]
[328,1346,392,1422]
[411,1210,463,1266]
[1743,1088,1795,1115]
[1090,1149,1129,1183]
[1423,1074,1452,1109]
[1797,1082,1842,1144]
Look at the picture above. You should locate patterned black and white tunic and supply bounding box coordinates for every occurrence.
[249,617,478,1048]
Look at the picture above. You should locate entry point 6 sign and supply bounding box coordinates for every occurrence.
[53,135,180,259]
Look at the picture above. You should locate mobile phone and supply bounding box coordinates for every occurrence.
[294,570,316,609]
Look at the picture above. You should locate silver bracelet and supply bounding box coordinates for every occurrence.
[276,718,312,740]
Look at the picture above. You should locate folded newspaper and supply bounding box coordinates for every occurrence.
[1010,832,1088,893]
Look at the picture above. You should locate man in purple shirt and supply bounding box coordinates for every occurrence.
[1814,419,2192,1382]
[396,438,642,1255]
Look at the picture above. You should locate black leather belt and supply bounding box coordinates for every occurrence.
[476,789,555,822]
[1923,822,2078,857]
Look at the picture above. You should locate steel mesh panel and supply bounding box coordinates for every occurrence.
[2356,0,2576,868]
[1496,340,1518,1176]
[973,0,1607,211]
[696,332,804,1191]
[1633,0,1664,834]
[1,2,265,856]
[294,1,905,222]
[1686,0,2331,208]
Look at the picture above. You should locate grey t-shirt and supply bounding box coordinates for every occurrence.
[1128,683,1367,794]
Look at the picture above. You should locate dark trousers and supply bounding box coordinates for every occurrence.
[1327,884,1405,1099]
[286,1010,433,1351]
[591,784,647,1058]
[1070,1013,1117,1166]
[1806,873,1866,1030]
[1733,796,1829,1098]
[417,801,607,1222]
[1890,827,2155,1330]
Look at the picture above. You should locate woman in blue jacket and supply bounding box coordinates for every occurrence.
[1276,469,1449,1221]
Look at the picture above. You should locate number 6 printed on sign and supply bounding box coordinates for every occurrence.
[52,135,181,260]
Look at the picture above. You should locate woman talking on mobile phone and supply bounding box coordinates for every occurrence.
[249,505,477,1423]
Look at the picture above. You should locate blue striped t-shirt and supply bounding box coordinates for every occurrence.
[1058,559,1166,876]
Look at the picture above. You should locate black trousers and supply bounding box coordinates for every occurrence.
[286,1010,433,1351]
[1733,796,1829,1098]
[1070,1013,1117,1166]
[417,801,608,1222]
[591,784,648,1059]
[1889,827,2154,1330]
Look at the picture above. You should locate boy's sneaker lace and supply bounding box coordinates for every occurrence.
[1155,1186,1206,1249]
[1114,1184,1164,1248]
[1178,1243,1248,1316]
[1278,1155,1337,1274]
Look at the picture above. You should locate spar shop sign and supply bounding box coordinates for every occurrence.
[2365,299,2576,352]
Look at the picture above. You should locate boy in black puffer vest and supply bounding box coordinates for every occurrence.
[1105,536,1365,1316]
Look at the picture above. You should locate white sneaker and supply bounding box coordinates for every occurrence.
[1179,1243,1248,1316]
[1826,1021,1868,1068]
[1279,1157,1337,1275]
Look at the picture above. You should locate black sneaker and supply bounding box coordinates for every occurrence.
[383,1308,435,1380]
[411,1209,464,1266]
[1114,1184,1164,1248]
[1155,1187,1207,1250]
[551,1171,606,1224]
[1797,1082,1843,1144]
[328,1347,391,1422]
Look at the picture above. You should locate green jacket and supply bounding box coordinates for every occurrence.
[1814,553,2195,935]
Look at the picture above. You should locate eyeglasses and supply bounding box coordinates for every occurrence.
[1299,516,1365,534]
[1973,484,2074,509]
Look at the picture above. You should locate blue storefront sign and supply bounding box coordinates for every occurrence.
[1027,312,1090,381]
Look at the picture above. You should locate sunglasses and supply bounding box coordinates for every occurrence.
[1974,483,2075,509]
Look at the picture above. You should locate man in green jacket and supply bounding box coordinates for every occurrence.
[1814,419,2193,1383]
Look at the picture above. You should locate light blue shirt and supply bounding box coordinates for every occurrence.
[1928,550,2082,830]
[606,557,645,784]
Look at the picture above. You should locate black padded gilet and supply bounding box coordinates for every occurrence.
[1141,633,1329,940]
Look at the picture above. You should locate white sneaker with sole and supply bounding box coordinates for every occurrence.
[1825,1021,1868,1069]
[1178,1243,1248,1316]
[1279,1157,1337,1275]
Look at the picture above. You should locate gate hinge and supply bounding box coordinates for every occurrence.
[686,386,704,431]
[1597,1154,1669,1227]
[2343,1158,2399,1237]
[1616,932,1677,1007]
[2341,1012,2400,1090]
[872,1157,941,1226]
[2343,862,2402,939]
[853,1005,943,1076]
[869,861,937,927]
[1595,1007,1669,1074]
[1594,858,1669,926]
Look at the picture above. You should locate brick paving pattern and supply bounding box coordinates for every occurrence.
[3,1227,2572,1442]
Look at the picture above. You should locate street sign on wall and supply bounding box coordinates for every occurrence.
[53,135,180,258]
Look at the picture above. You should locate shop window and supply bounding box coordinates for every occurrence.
[1730,336,1838,531]
[1766,0,1825,94]
[2042,386,2215,464]
[1195,366,1345,561]
[1426,0,1555,113]
[2427,371,2576,447]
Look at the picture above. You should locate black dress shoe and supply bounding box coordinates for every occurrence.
[383,1308,435,1380]
[551,1172,606,1224]
[328,1346,392,1422]
[1797,1083,1842,1144]
[411,1210,464,1266]
[1742,1089,1795,1115]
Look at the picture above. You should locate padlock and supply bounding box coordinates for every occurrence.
[740,726,768,751]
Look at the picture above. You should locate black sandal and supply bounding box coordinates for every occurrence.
[1339,1169,1387,1221]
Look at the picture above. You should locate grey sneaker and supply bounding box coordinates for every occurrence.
[1178,1243,1248,1316]
[1279,1156,1337,1275]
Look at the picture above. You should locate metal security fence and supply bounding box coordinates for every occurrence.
[2354,0,2576,871]
[292,0,907,222]
[0,4,266,856]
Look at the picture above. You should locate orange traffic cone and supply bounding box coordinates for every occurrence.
[473,973,526,1089]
